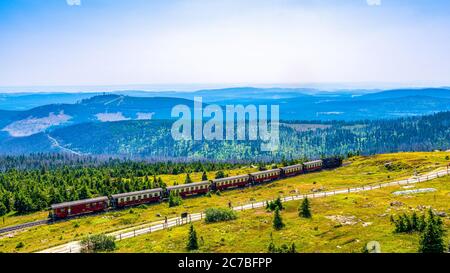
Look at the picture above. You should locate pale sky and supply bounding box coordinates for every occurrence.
[1,0,450,91]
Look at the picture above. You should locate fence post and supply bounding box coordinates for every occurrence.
[134,229,136,237]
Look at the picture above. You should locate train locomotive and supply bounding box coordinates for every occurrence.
[50,157,342,219]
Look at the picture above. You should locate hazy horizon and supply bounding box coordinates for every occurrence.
[1,0,450,89]
[1,82,450,94]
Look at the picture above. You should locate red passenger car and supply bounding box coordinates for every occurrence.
[111,188,163,208]
[250,169,281,184]
[50,196,109,219]
[281,164,304,177]
[167,181,210,198]
[212,175,250,191]
[303,160,323,172]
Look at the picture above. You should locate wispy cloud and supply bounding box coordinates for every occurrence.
[366,0,381,6]
[66,0,81,6]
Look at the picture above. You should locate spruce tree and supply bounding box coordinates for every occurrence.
[215,170,225,179]
[290,243,297,253]
[185,173,192,184]
[274,197,284,210]
[419,209,445,253]
[202,172,208,181]
[0,202,7,217]
[187,224,199,251]
[411,212,419,231]
[299,198,312,218]
[273,207,285,230]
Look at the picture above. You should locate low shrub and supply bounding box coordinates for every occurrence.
[205,208,237,223]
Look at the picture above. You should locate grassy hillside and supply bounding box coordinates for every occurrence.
[0,151,449,253]
[116,177,450,253]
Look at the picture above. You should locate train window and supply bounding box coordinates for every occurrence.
[86,204,91,208]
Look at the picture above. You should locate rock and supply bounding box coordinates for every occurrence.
[326,215,359,226]
[311,187,325,193]
[416,205,431,211]
[436,211,447,217]
[390,201,404,207]
[362,222,373,227]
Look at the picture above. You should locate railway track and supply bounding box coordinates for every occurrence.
[0,219,51,235]
[39,168,450,253]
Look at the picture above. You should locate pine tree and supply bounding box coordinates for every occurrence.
[202,172,208,181]
[289,243,297,253]
[185,173,192,184]
[419,209,446,253]
[168,191,182,207]
[273,207,285,230]
[0,202,7,217]
[299,198,312,218]
[411,212,419,231]
[215,170,225,179]
[187,224,199,251]
[274,197,284,210]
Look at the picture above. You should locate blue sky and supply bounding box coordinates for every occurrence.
[1,0,450,91]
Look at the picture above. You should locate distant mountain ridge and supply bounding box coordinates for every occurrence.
[0,95,196,137]
[1,111,450,161]
[1,87,450,139]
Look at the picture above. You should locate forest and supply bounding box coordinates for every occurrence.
[0,155,258,216]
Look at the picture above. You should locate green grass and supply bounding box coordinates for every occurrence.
[0,151,449,253]
[116,177,450,253]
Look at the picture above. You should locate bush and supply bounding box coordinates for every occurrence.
[168,191,182,207]
[267,234,296,253]
[80,234,116,253]
[15,242,24,249]
[205,208,237,223]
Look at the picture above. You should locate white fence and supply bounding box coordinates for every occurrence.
[50,168,450,253]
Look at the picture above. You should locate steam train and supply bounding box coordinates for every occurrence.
[50,157,342,219]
